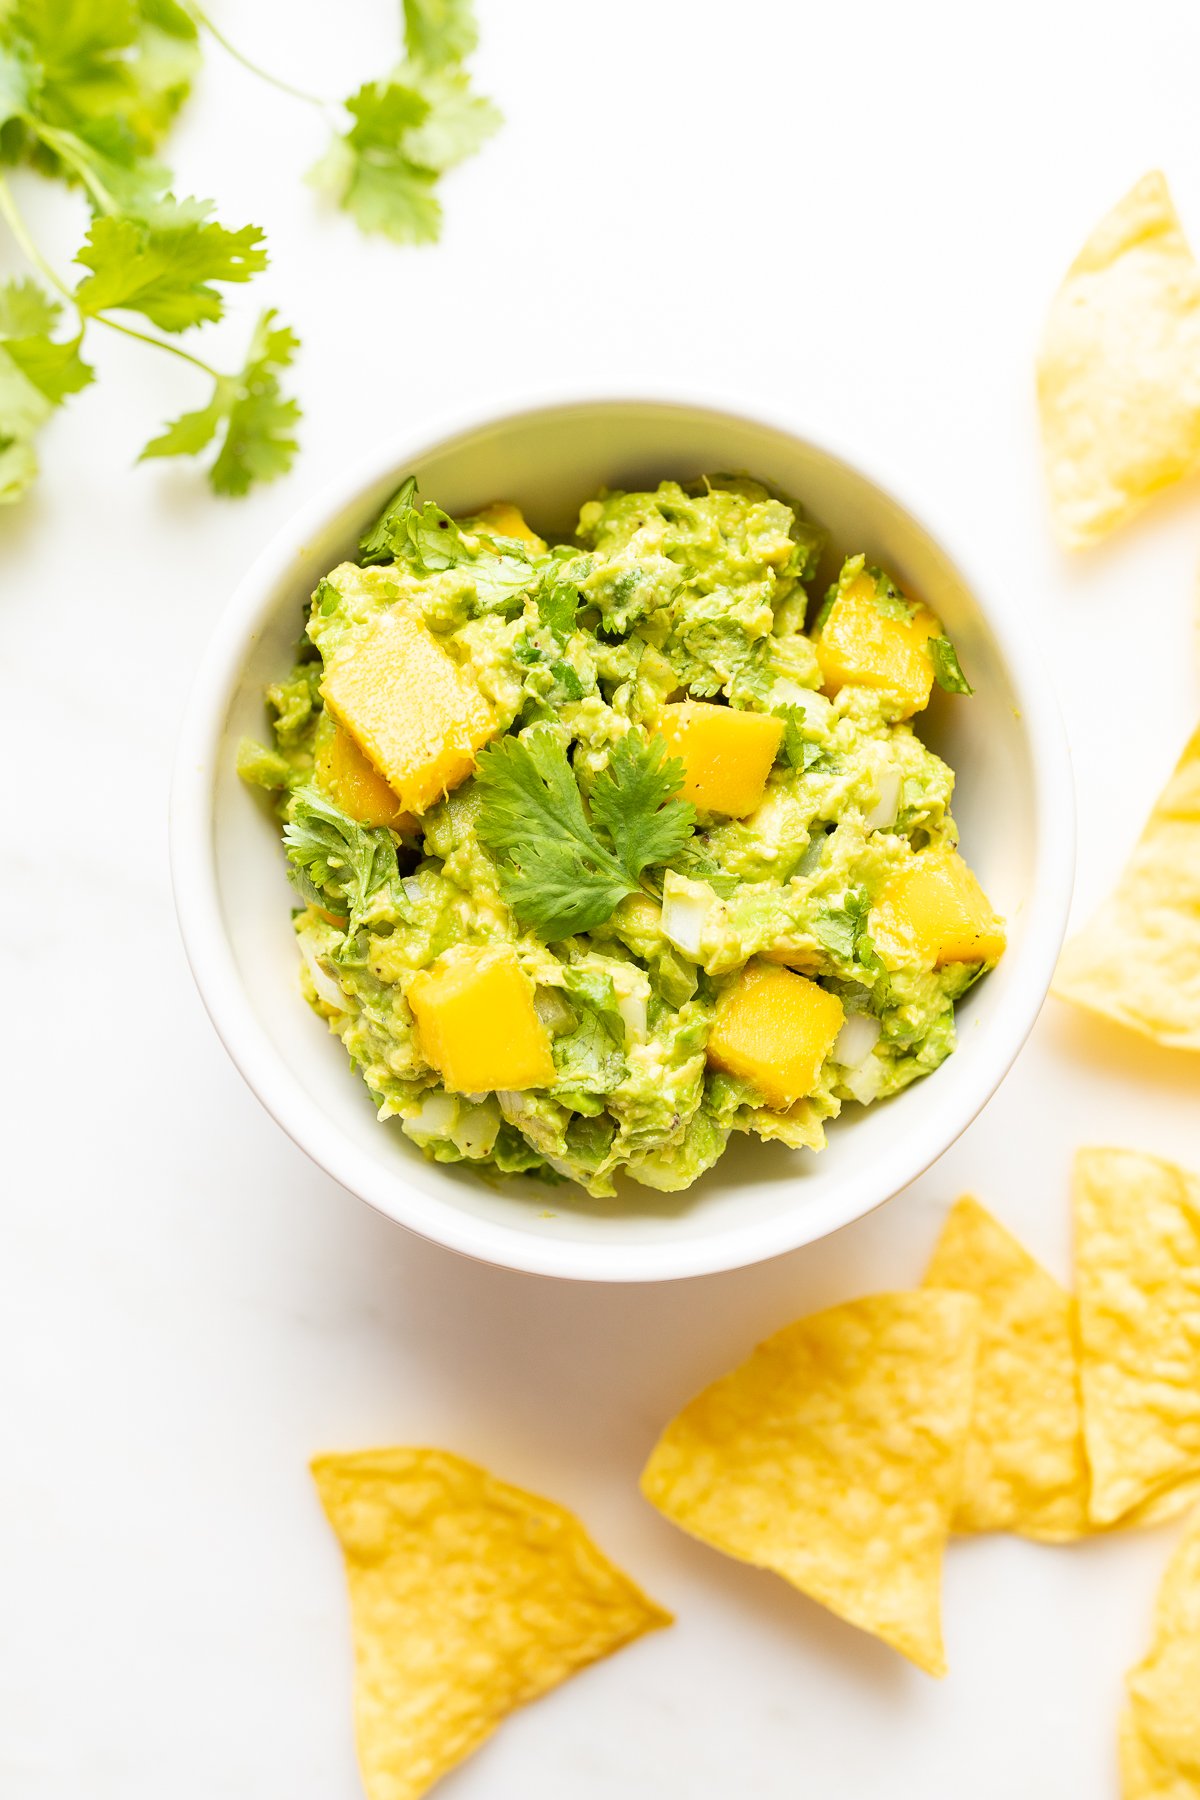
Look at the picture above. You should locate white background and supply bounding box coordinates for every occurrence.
[4,1,1200,1795]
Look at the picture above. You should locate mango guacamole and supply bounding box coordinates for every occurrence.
[239,476,1004,1196]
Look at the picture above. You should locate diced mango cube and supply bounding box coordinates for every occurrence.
[815,572,939,717]
[470,501,547,553]
[315,722,418,832]
[408,947,556,1094]
[321,607,495,815]
[657,702,784,817]
[873,849,1007,968]
[707,959,845,1109]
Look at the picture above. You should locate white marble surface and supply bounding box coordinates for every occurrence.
[4,2,1200,1794]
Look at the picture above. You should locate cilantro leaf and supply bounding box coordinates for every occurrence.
[476,730,695,939]
[781,715,831,773]
[1,0,198,178]
[474,732,633,938]
[310,80,441,245]
[312,0,499,245]
[360,475,535,605]
[0,276,93,504]
[0,275,55,337]
[283,784,410,934]
[928,634,974,695]
[536,572,580,641]
[588,733,696,880]
[812,888,872,961]
[402,64,500,172]
[74,199,268,331]
[811,883,888,993]
[402,0,478,68]
[139,307,300,496]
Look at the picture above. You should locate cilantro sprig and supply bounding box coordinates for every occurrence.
[0,0,499,510]
[474,730,698,940]
[0,0,300,504]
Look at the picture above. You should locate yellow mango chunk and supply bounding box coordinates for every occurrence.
[315,723,418,832]
[707,959,844,1109]
[471,501,547,553]
[408,947,556,1094]
[874,850,1006,968]
[657,702,784,817]
[815,573,939,717]
[322,607,495,815]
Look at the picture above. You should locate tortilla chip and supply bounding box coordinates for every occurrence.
[1037,171,1200,547]
[640,1291,979,1676]
[1054,726,1200,1051]
[923,1197,1091,1541]
[1074,1150,1200,1526]
[312,1447,671,1800]
[1120,1510,1200,1798]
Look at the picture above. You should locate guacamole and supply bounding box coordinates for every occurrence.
[239,477,1005,1197]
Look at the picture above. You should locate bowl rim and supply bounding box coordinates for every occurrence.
[170,388,1076,1283]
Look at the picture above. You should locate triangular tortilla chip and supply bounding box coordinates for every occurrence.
[1074,1150,1200,1526]
[923,1197,1091,1541]
[1054,726,1200,1051]
[640,1291,979,1676]
[1037,171,1200,547]
[313,1447,671,1800]
[1120,1511,1200,1798]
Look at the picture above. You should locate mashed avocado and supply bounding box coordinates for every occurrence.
[239,476,1004,1198]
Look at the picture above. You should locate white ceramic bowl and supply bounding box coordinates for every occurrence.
[171,394,1074,1283]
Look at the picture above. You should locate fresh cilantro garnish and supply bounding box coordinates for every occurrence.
[812,887,873,961]
[360,476,535,607]
[0,276,94,504]
[536,571,581,641]
[310,81,442,245]
[139,308,301,496]
[0,0,501,510]
[283,786,411,935]
[474,730,697,939]
[310,0,499,246]
[928,634,974,695]
[781,715,832,773]
[402,0,479,66]
[74,199,268,331]
[811,884,888,992]
[549,659,585,700]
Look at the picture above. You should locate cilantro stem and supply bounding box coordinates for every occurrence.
[0,174,75,303]
[186,4,335,111]
[29,124,121,214]
[91,312,222,378]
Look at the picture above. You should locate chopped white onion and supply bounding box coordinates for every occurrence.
[616,989,648,1043]
[661,872,713,961]
[299,939,347,1011]
[453,1100,501,1158]
[774,683,832,725]
[831,1010,882,1069]
[534,987,576,1034]
[406,1091,458,1140]
[864,768,902,832]
[402,875,423,903]
[841,1056,887,1106]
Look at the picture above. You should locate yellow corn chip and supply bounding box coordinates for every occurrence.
[1053,726,1200,1052]
[1075,1150,1200,1526]
[1037,171,1200,547]
[1120,1511,1200,1798]
[923,1197,1091,1541]
[312,1447,671,1800]
[640,1291,980,1676]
